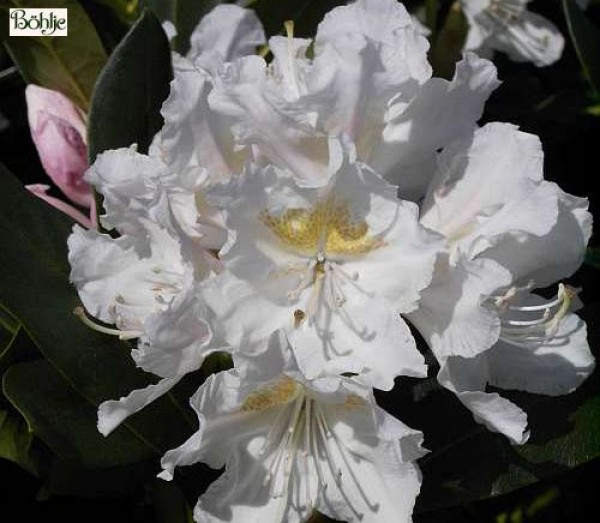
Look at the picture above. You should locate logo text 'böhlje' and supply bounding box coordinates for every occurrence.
[9,9,68,36]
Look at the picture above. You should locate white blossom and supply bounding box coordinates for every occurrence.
[460,0,565,67]
[202,140,442,390]
[68,147,225,435]
[204,0,499,199]
[409,123,594,443]
[159,331,426,523]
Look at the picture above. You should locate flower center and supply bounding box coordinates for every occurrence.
[236,379,376,519]
[259,196,384,258]
[260,196,382,325]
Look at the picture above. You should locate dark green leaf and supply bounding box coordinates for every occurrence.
[0,303,19,335]
[563,0,600,97]
[3,360,152,468]
[0,0,107,110]
[430,0,468,80]
[0,326,38,376]
[0,408,40,475]
[0,163,194,459]
[88,8,172,160]
[143,0,227,55]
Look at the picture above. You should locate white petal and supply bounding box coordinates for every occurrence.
[86,147,170,234]
[407,255,511,359]
[289,296,427,391]
[438,358,529,444]
[159,372,252,479]
[309,0,431,159]
[351,196,443,314]
[485,192,591,287]
[491,11,564,67]
[98,376,182,436]
[132,289,216,378]
[421,122,559,258]
[316,0,431,87]
[188,4,265,62]
[201,272,291,354]
[208,56,329,184]
[373,53,499,201]
[489,312,595,396]
[315,401,425,523]
[158,55,244,180]
[68,224,187,330]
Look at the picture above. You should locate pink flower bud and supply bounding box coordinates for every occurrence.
[26,184,92,229]
[25,85,92,208]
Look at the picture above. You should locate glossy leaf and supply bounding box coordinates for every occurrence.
[563,0,600,97]
[0,0,107,111]
[0,304,19,335]
[0,326,38,377]
[0,408,39,475]
[0,163,194,459]
[88,8,172,160]
[3,360,156,468]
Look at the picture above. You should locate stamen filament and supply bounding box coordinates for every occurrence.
[73,307,142,340]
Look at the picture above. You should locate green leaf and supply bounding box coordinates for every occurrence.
[563,0,600,98]
[0,163,194,460]
[3,360,151,468]
[429,0,468,80]
[0,408,40,475]
[0,0,107,111]
[492,393,600,495]
[88,8,172,160]
[143,0,227,55]
[0,326,38,377]
[0,303,19,335]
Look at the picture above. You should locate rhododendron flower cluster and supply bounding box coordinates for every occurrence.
[68,1,594,521]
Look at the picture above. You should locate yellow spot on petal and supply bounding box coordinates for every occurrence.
[241,377,299,412]
[259,196,384,257]
[344,394,365,410]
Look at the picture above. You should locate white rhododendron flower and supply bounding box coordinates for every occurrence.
[202,140,442,390]
[159,332,425,523]
[460,0,565,67]
[409,123,594,443]
[68,147,224,435]
[181,0,501,199]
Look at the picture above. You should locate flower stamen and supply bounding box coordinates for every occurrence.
[73,306,143,340]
